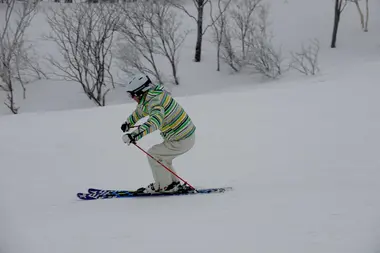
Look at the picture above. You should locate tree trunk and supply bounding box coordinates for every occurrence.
[364,0,369,32]
[216,41,221,71]
[354,0,365,30]
[194,3,204,62]
[331,0,341,48]
[170,60,179,85]
[5,84,18,114]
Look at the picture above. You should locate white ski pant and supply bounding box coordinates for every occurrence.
[147,134,195,189]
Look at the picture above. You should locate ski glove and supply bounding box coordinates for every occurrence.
[121,122,130,132]
[122,133,136,146]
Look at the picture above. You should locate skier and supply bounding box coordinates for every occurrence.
[120,73,196,193]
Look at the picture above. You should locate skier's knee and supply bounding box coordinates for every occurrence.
[147,149,160,163]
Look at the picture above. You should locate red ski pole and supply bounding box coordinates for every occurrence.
[133,143,197,192]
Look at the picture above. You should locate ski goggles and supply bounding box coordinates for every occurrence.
[127,91,137,98]
[127,80,151,99]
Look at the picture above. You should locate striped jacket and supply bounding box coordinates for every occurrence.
[126,85,196,141]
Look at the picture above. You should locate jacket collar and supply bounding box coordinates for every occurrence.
[138,85,164,106]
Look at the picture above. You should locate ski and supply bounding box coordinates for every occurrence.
[77,187,232,200]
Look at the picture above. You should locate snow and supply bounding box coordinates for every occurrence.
[1,0,380,252]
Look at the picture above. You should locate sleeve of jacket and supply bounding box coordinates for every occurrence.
[126,106,144,127]
[132,98,164,141]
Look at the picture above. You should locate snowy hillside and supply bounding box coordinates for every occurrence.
[1,0,380,115]
[1,59,380,253]
[2,0,380,252]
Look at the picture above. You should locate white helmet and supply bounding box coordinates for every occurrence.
[126,73,152,97]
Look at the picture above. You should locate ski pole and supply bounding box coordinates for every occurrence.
[133,143,197,192]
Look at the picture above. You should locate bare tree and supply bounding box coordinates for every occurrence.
[215,0,281,78]
[245,32,283,79]
[289,39,320,76]
[364,0,369,32]
[168,0,209,62]
[0,0,40,114]
[331,0,348,48]
[116,1,164,84]
[44,3,119,106]
[350,0,369,32]
[145,1,190,85]
[167,0,228,62]
[114,39,157,80]
[219,26,240,72]
[229,0,263,62]
[217,0,264,72]
[210,0,232,71]
[247,4,282,79]
[116,0,189,85]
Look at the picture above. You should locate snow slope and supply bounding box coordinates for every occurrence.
[1,59,380,253]
[2,0,380,252]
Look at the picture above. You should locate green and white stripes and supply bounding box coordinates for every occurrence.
[126,85,196,141]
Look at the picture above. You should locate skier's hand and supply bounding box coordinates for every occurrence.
[122,133,136,146]
[121,122,130,132]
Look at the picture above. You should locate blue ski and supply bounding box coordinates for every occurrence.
[77,187,232,200]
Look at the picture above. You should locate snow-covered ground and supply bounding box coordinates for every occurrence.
[1,0,380,252]
[1,60,380,253]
